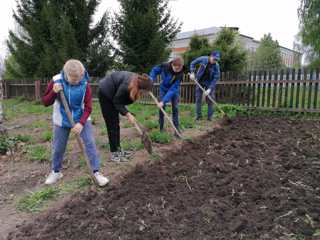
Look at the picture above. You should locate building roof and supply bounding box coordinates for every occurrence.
[176,26,221,40]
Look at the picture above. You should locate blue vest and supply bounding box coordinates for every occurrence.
[52,71,89,128]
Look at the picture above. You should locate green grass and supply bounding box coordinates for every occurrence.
[29,120,49,129]
[17,186,59,212]
[121,138,144,151]
[41,130,52,142]
[17,176,92,213]
[59,176,92,193]
[15,134,35,143]
[180,116,196,129]
[150,131,172,144]
[144,120,159,130]
[25,145,50,162]
[3,98,51,120]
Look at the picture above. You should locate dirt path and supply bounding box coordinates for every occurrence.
[6,116,320,240]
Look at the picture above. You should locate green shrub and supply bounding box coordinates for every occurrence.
[0,136,19,155]
[217,104,247,118]
[150,131,172,144]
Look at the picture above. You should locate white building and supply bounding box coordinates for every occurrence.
[170,27,302,68]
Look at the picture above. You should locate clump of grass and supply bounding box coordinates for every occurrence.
[29,120,48,129]
[41,130,52,142]
[17,176,92,213]
[25,145,50,162]
[150,131,172,144]
[15,134,34,143]
[121,138,144,151]
[17,186,59,212]
[60,176,92,193]
[180,116,196,129]
[216,104,246,118]
[144,120,158,130]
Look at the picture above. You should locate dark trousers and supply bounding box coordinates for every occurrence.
[98,91,120,153]
[159,92,179,131]
[195,85,215,120]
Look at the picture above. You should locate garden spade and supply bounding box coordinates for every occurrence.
[58,90,98,186]
[190,76,232,125]
[132,121,153,154]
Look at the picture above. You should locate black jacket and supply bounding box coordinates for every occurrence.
[98,71,135,115]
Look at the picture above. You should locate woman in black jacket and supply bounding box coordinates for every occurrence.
[98,71,153,162]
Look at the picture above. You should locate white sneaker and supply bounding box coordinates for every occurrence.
[94,172,110,187]
[45,171,63,185]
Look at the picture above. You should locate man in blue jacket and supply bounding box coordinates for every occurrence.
[190,51,221,121]
[149,57,184,133]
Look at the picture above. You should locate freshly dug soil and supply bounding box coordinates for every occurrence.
[8,117,320,240]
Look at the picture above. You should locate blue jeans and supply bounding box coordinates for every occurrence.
[195,85,215,120]
[159,92,179,131]
[51,122,100,172]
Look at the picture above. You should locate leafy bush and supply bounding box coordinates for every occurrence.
[0,136,19,155]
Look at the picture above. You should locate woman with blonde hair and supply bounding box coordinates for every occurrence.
[42,59,109,187]
[98,71,153,162]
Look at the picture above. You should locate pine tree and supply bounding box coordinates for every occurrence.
[113,0,181,73]
[7,0,113,79]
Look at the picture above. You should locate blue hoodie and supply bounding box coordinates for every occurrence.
[190,56,220,91]
[52,71,90,128]
[149,63,183,104]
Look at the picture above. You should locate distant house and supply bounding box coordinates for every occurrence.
[170,27,302,68]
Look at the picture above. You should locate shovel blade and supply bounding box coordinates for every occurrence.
[141,132,153,154]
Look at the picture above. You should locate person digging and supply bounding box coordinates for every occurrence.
[190,51,221,121]
[42,59,109,187]
[98,71,153,163]
[149,56,184,137]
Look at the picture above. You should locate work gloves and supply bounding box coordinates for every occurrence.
[204,89,211,96]
[189,72,195,80]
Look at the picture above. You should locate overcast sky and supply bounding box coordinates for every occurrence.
[0,0,301,57]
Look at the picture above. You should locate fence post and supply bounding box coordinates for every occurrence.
[3,80,8,99]
[35,80,41,101]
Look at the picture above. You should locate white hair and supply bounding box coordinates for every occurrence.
[63,59,85,82]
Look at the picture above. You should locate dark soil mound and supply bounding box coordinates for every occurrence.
[8,117,320,240]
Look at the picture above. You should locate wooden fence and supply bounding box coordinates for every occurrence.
[3,69,320,113]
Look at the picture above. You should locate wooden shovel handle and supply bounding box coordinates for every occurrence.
[148,91,183,138]
[191,77,227,116]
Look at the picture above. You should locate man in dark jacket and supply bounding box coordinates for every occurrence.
[149,57,184,133]
[190,51,221,121]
